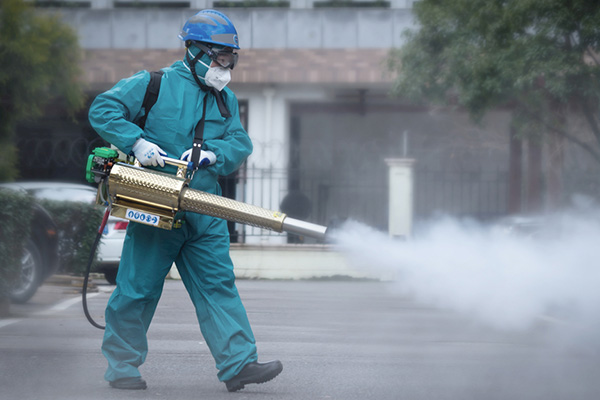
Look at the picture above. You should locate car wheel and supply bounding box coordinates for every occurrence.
[10,239,43,304]
[104,270,117,285]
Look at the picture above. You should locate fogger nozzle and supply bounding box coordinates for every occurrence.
[105,163,328,240]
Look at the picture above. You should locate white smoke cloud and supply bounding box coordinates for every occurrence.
[332,201,600,348]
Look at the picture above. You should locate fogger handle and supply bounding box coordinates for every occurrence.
[133,156,194,178]
[162,157,193,170]
[133,156,192,169]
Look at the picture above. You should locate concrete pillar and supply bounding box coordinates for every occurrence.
[389,0,414,8]
[385,158,415,239]
[190,0,211,9]
[290,0,312,8]
[90,0,111,9]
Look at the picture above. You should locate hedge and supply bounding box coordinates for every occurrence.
[0,190,34,297]
[40,199,104,276]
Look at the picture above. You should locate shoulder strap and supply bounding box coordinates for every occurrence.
[137,70,164,129]
[190,90,231,168]
[191,93,209,169]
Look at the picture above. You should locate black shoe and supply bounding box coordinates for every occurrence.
[109,377,147,390]
[225,360,283,392]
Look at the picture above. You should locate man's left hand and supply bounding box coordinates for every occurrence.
[180,148,216,168]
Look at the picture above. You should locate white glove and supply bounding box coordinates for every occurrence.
[180,148,216,168]
[132,138,167,167]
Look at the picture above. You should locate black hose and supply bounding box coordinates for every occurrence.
[82,207,110,330]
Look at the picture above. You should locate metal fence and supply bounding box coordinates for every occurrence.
[231,166,512,243]
[231,165,389,243]
[15,130,600,242]
[413,169,509,224]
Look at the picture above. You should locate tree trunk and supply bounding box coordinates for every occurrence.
[527,139,543,213]
[546,130,565,211]
[546,105,566,211]
[508,125,523,214]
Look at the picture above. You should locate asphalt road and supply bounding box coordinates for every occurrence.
[1,278,599,400]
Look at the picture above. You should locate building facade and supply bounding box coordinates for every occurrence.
[27,1,520,244]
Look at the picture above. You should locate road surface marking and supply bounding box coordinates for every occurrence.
[0,292,102,329]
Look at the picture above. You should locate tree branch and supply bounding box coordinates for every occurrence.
[585,47,600,67]
[580,97,600,145]
[516,101,600,164]
[559,130,600,163]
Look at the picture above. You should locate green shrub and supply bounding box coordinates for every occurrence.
[40,200,104,276]
[0,190,34,296]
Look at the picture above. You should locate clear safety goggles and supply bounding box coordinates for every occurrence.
[193,42,238,70]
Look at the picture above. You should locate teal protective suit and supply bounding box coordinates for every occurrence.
[88,56,257,383]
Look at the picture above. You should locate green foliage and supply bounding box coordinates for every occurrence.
[39,200,103,276]
[0,0,85,181]
[388,0,600,160]
[0,190,34,297]
[0,138,19,182]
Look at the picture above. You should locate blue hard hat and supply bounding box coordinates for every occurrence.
[178,9,240,49]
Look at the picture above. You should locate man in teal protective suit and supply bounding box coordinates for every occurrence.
[88,9,282,392]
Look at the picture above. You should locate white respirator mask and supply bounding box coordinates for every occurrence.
[199,59,231,91]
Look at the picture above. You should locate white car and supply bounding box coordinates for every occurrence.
[1,182,127,284]
[97,213,128,284]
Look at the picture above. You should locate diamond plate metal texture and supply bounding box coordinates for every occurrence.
[181,188,285,232]
[108,163,185,210]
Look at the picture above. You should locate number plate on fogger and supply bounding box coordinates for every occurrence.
[125,209,160,226]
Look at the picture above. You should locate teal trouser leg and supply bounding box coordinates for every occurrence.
[176,216,257,381]
[102,223,182,382]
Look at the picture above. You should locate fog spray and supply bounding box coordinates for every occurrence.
[332,198,600,348]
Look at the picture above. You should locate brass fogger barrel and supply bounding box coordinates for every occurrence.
[107,162,328,240]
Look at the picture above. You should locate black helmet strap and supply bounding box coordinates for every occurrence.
[185,49,231,119]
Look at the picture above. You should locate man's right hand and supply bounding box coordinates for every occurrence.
[132,138,167,167]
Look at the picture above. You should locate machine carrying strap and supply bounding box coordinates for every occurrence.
[191,93,209,168]
[137,70,165,130]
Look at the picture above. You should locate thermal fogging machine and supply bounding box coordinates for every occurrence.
[86,147,328,240]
